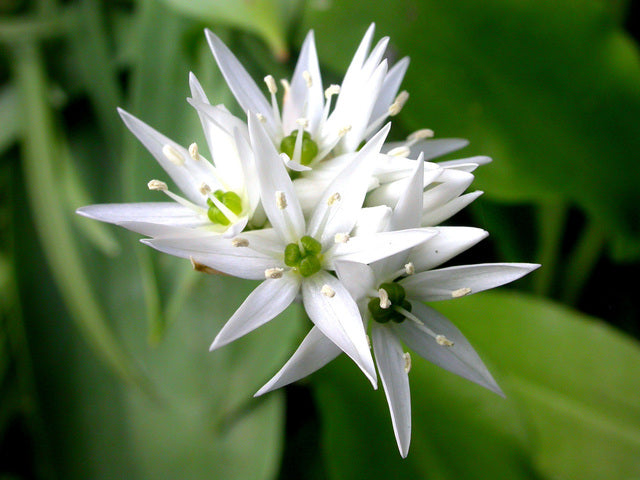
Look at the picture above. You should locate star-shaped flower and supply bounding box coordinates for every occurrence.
[255,159,539,457]
[77,84,262,238]
[142,116,439,386]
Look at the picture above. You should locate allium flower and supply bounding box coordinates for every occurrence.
[77,96,261,237]
[142,117,438,386]
[255,160,540,457]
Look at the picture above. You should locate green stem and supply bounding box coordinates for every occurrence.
[11,40,148,391]
[560,220,606,305]
[533,199,568,297]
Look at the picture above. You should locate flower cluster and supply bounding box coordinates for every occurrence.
[77,24,539,457]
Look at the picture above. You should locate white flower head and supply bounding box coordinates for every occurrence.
[254,159,540,457]
[142,115,439,389]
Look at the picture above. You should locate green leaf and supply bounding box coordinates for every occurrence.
[0,86,20,155]
[313,350,541,480]
[436,291,640,480]
[302,0,640,260]
[160,0,295,60]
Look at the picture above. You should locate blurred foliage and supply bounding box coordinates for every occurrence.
[1,0,639,479]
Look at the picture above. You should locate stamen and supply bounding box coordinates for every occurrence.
[404,263,415,275]
[256,113,266,123]
[338,125,352,137]
[303,70,313,88]
[190,257,217,274]
[296,117,309,129]
[231,237,249,247]
[321,284,335,297]
[188,142,200,161]
[379,288,391,309]
[407,129,434,143]
[265,267,284,279]
[264,75,278,94]
[387,146,411,157]
[334,232,350,244]
[280,79,290,94]
[451,287,472,298]
[162,144,185,166]
[388,91,409,116]
[324,84,340,99]
[327,192,341,206]
[199,183,212,195]
[403,352,412,373]
[275,191,287,210]
[148,179,167,191]
[436,335,454,347]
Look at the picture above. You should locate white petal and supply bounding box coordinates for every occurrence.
[282,30,324,134]
[204,29,275,134]
[421,191,483,226]
[389,154,424,230]
[210,272,301,350]
[76,202,207,230]
[329,228,438,267]
[371,323,411,457]
[302,271,376,388]
[142,231,281,280]
[350,205,392,236]
[439,155,492,170]
[422,168,475,212]
[248,114,305,243]
[369,57,410,125]
[333,260,377,301]
[391,301,503,396]
[307,124,390,244]
[255,326,340,396]
[401,263,541,301]
[118,109,203,204]
[382,138,469,160]
[408,226,489,271]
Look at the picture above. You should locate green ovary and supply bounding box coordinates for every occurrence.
[280,130,319,166]
[207,190,243,226]
[368,282,411,324]
[284,235,323,277]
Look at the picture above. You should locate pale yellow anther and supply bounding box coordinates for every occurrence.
[275,191,287,210]
[256,113,266,123]
[451,287,472,298]
[324,84,340,98]
[436,335,454,347]
[408,129,434,142]
[199,183,212,195]
[334,233,350,244]
[403,352,412,373]
[188,142,200,160]
[303,70,313,88]
[265,267,284,279]
[280,79,291,93]
[231,237,249,248]
[379,288,391,309]
[389,91,409,116]
[387,146,411,157]
[321,284,336,298]
[327,192,341,206]
[148,179,168,191]
[264,75,278,94]
[338,125,352,137]
[162,144,185,166]
[190,257,218,274]
[296,117,309,128]
[404,262,415,275]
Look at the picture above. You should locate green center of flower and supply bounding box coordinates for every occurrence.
[368,282,411,324]
[284,235,323,277]
[280,130,319,166]
[207,190,242,226]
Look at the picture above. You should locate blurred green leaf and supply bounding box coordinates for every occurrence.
[303,0,640,260]
[159,0,296,60]
[0,86,20,155]
[437,291,640,480]
[313,344,541,479]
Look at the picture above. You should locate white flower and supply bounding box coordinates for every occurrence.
[206,23,408,169]
[142,116,439,387]
[255,160,539,457]
[77,91,262,238]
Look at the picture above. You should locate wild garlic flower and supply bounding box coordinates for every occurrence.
[77,94,261,237]
[206,23,408,171]
[255,160,540,457]
[142,117,438,386]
